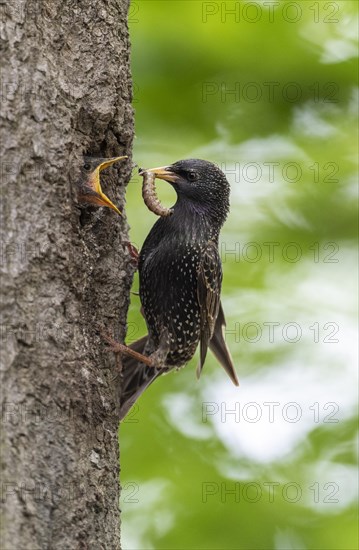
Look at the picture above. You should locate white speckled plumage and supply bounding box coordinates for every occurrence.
[119,159,239,420]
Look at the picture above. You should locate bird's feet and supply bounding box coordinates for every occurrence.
[122,241,139,268]
[98,325,171,370]
[99,327,156,368]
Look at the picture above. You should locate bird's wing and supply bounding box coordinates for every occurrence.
[196,240,222,377]
[196,241,239,386]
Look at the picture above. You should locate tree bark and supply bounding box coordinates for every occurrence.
[0,1,133,548]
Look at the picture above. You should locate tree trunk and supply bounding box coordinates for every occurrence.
[0,1,133,548]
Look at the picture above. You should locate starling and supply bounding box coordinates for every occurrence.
[116,159,239,420]
[76,156,127,215]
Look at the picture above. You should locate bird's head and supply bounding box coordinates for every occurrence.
[143,159,230,223]
[77,156,127,215]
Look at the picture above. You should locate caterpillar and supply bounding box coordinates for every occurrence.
[140,170,173,218]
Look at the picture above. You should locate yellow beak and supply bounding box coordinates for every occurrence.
[141,166,178,183]
[98,156,128,172]
[90,156,127,215]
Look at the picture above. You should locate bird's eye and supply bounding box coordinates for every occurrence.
[187,171,197,182]
[84,163,91,171]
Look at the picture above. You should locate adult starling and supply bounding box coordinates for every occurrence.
[116,159,239,420]
[76,156,127,215]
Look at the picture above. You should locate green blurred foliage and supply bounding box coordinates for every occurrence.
[121,1,358,549]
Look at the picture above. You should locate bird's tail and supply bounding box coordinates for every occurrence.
[119,336,163,421]
[209,304,239,386]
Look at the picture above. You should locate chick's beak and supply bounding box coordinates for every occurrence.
[98,156,128,172]
[142,166,178,183]
[88,156,127,215]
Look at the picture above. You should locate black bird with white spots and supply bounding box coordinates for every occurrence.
[120,159,239,419]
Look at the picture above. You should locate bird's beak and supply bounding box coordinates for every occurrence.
[142,166,178,183]
[89,156,127,215]
[98,156,128,172]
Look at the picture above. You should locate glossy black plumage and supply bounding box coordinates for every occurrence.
[120,159,238,420]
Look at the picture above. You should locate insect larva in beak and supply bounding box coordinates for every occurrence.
[141,170,173,218]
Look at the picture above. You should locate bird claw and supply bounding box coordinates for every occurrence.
[99,326,156,368]
[105,342,123,354]
[122,241,139,266]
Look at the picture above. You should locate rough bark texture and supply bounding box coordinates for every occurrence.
[0,1,133,548]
